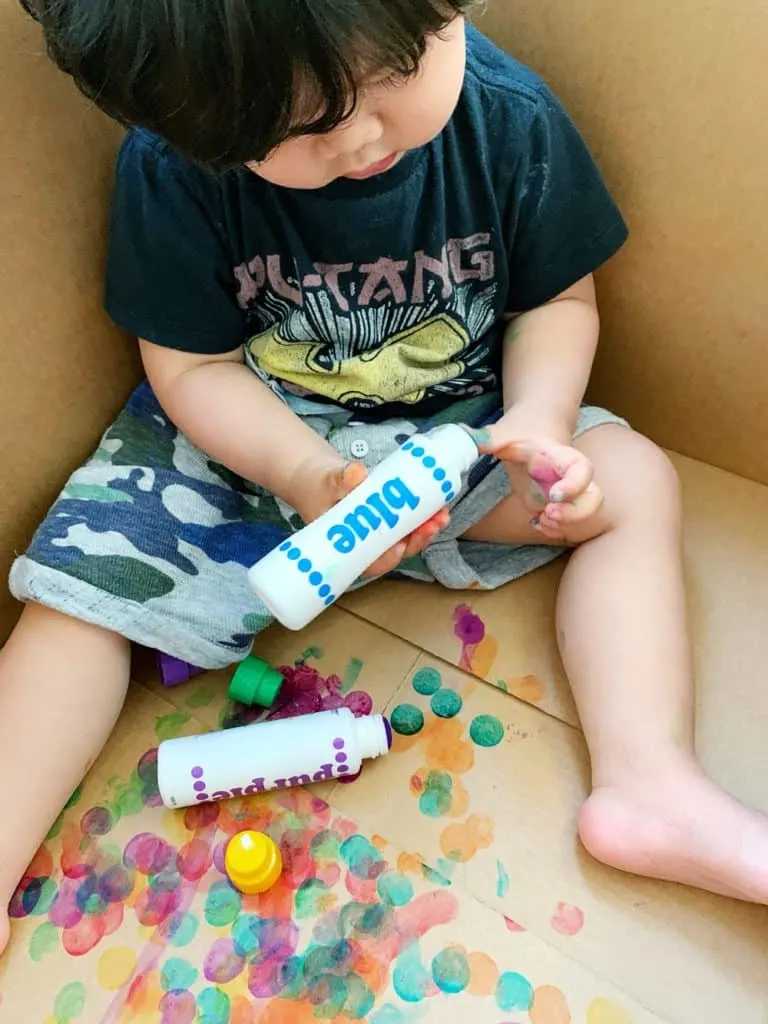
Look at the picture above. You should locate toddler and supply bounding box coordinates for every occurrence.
[3,0,768,954]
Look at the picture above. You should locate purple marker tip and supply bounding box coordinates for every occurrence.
[383,717,393,750]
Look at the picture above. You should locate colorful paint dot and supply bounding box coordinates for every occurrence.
[204,881,242,927]
[412,446,425,457]
[280,541,291,550]
[587,997,634,1024]
[80,806,114,837]
[161,957,199,991]
[159,990,196,1023]
[376,872,414,907]
[340,835,386,880]
[496,860,510,898]
[496,971,534,1012]
[390,704,424,736]
[530,985,572,1024]
[168,912,200,948]
[98,947,137,990]
[54,981,87,1020]
[370,1006,407,1024]
[204,938,245,984]
[412,667,442,695]
[430,690,463,718]
[434,468,446,481]
[423,456,436,468]
[287,548,300,561]
[319,584,331,597]
[432,947,470,994]
[309,571,323,585]
[28,921,59,962]
[419,771,454,818]
[470,714,505,747]
[551,902,585,937]
[393,945,432,1003]
[298,558,312,572]
[197,988,231,1024]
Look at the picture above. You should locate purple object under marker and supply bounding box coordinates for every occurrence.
[158,652,204,688]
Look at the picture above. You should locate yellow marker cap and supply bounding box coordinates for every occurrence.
[225,831,283,894]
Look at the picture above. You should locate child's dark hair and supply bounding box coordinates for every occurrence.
[22,0,477,169]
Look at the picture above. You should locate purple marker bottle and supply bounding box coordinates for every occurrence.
[157,708,392,808]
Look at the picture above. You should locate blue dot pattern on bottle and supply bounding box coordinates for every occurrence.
[280,543,336,608]
[401,434,459,506]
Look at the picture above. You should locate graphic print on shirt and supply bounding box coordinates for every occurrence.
[234,233,501,411]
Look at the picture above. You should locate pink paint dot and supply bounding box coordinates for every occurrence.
[159,989,196,1024]
[344,690,373,717]
[503,916,526,933]
[453,604,485,645]
[551,902,585,936]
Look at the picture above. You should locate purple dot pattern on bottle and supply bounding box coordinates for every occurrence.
[335,752,348,764]
[401,437,456,503]
[280,540,336,608]
[190,766,209,802]
[333,738,345,749]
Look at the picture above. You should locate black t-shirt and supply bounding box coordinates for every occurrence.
[105,25,628,419]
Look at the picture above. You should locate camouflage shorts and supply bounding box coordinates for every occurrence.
[10,382,627,668]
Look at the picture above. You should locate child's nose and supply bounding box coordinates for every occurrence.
[322,111,384,158]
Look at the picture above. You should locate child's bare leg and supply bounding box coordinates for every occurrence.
[0,603,131,954]
[465,426,768,902]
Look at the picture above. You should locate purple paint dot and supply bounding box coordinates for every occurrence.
[191,767,204,779]
[333,739,345,749]
[193,781,207,792]
[195,793,210,802]
[335,752,348,764]
[337,765,350,774]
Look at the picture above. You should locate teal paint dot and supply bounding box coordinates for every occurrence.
[391,704,424,736]
[341,974,376,1018]
[419,771,453,818]
[412,667,442,695]
[204,881,242,927]
[168,911,200,948]
[54,982,87,1020]
[393,945,431,1003]
[376,872,414,907]
[340,835,385,880]
[197,986,230,1023]
[431,947,470,994]
[29,878,57,916]
[161,956,199,992]
[470,714,505,747]
[430,689,463,718]
[496,971,534,1012]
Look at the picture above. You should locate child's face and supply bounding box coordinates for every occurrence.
[248,17,466,189]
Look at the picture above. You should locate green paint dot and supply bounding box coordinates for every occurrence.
[342,657,364,694]
[29,921,59,962]
[496,859,510,898]
[54,981,87,1020]
[430,690,462,719]
[412,667,442,695]
[432,947,470,994]
[197,986,230,1023]
[161,957,199,992]
[391,704,424,736]
[469,714,504,747]
[295,879,331,919]
[419,771,453,818]
[204,881,242,927]
[377,872,414,907]
[155,710,191,741]
[496,971,534,1012]
[496,679,509,693]
[310,829,342,861]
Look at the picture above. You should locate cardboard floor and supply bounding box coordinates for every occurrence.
[1,455,768,1023]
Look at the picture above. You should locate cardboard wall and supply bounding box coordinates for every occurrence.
[0,3,140,641]
[478,0,768,485]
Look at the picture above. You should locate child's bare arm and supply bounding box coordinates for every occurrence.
[500,274,600,440]
[139,340,347,522]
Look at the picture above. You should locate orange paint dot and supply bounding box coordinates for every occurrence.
[551,902,585,936]
[439,813,494,862]
[371,834,388,850]
[467,951,499,996]
[26,844,54,879]
[507,674,546,704]
[425,719,475,774]
[530,986,572,1024]
[260,999,317,1024]
[472,633,499,678]
[447,778,470,819]
[397,852,424,876]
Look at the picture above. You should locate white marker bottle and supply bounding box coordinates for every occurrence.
[249,424,479,630]
[157,708,392,809]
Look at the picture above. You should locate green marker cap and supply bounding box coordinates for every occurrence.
[229,656,284,708]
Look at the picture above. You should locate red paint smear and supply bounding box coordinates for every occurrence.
[393,891,459,949]
[453,604,486,671]
[504,916,526,933]
[63,913,106,956]
[177,837,214,881]
[551,902,585,936]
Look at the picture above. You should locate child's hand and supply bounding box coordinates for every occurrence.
[292,456,449,577]
[476,426,603,539]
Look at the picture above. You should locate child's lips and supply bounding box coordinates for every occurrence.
[344,152,400,179]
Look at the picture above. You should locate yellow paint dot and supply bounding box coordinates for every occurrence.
[587,997,634,1024]
[371,834,388,850]
[98,947,137,990]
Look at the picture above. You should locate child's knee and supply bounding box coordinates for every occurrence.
[601,431,681,530]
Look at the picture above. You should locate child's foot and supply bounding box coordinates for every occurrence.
[579,759,768,903]
[0,909,9,957]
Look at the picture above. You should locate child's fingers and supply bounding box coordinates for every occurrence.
[544,482,603,526]
[363,508,450,577]
[547,456,593,503]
